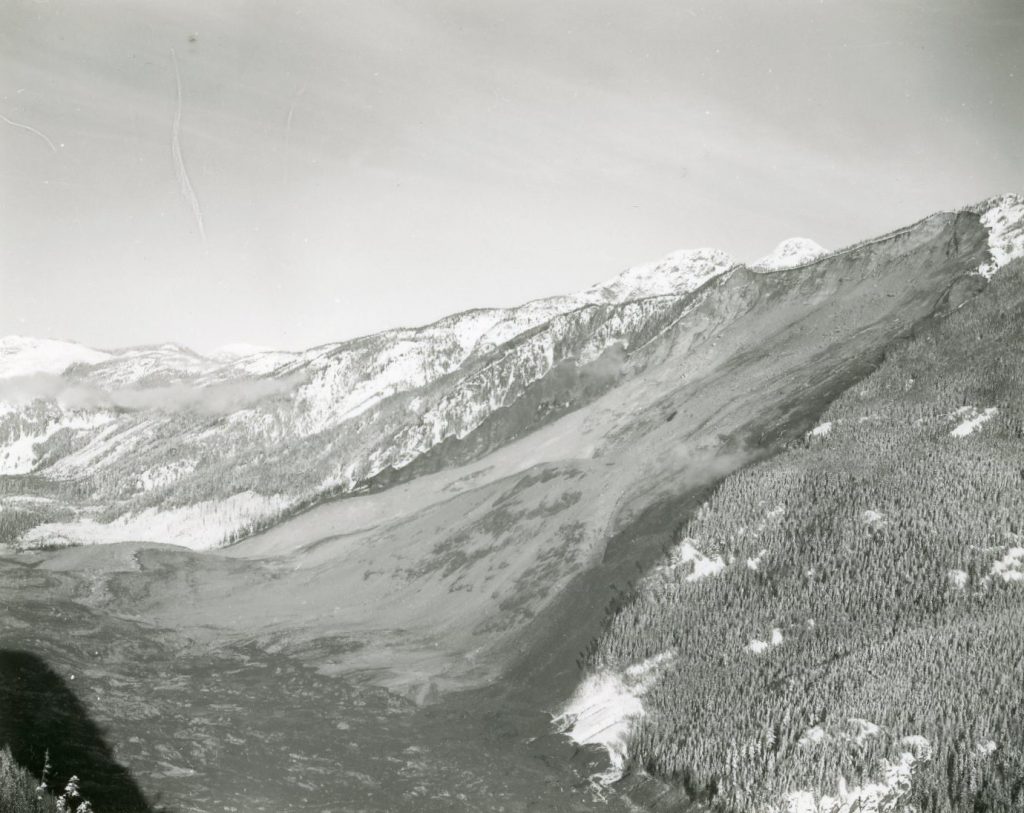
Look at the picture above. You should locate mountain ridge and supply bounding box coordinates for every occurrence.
[4,192,1019,383]
[0,194,1020,552]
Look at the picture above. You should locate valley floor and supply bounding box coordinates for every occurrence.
[0,567,623,813]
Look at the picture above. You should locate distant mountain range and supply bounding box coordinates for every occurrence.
[1,193,1021,550]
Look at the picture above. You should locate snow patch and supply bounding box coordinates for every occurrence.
[135,459,198,492]
[901,735,932,759]
[766,504,786,521]
[659,538,726,581]
[782,737,928,813]
[990,547,1024,582]
[861,509,886,529]
[808,421,833,438]
[747,627,784,654]
[976,739,997,757]
[847,718,882,745]
[797,718,886,750]
[977,193,1024,279]
[950,406,998,438]
[798,726,827,747]
[948,569,969,589]
[21,490,291,551]
[0,412,112,475]
[553,651,674,784]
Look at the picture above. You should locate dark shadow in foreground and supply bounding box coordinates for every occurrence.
[0,649,154,812]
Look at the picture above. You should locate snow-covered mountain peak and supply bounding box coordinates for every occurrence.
[0,335,113,379]
[973,191,1023,212]
[976,192,1024,279]
[211,343,277,361]
[752,238,827,272]
[584,247,735,303]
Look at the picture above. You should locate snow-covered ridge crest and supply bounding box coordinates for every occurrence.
[753,238,827,272]
[583,247,735,302]
[976,192,1024,279]
[0,246,730,389]
[210,343,276,360]
[0,336,112,379]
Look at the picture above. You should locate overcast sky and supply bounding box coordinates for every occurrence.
[1,0,1022,352]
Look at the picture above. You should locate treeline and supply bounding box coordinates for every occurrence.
[589,259,1024,811]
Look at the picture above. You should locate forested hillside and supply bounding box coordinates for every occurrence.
[585,260,1024,811]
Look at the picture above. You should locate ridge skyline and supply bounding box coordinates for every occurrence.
[4,191,1020,362]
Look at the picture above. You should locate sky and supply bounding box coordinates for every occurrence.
[1,0,1022,353]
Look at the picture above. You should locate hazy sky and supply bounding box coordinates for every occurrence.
[1,1,1022,352]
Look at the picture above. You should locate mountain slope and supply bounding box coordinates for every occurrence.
[2,196,1020,552]
[0,195,1021,812]
[5,204,998,691]
[566,258,1024,811]
[0,247,737,549]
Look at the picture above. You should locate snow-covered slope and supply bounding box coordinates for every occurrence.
[69,343,223,387]
[0,336,112,378]
[975,193,1024,278]
[753,238,827,271]
[582,247,734,301]
[553,652,674,784]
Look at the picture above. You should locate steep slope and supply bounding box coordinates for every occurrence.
[1,247,737,549]
[566,259,1024,811]
[1,196,1019,552]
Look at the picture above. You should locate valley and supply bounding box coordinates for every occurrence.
[1,195,1022,811]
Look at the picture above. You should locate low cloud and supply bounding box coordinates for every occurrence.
[579,342,628,384]
[0,372,307,415]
